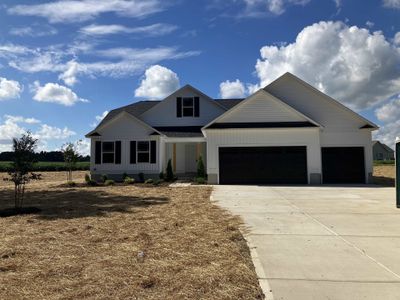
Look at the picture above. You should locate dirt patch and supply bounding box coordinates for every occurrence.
[0,172,263,299]
[373,165,396,187]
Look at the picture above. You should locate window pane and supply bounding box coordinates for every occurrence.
[183,97,193,107]
[138,152,150,163]
[183,107,193,117]
[137,141,149,152]
[103,152,114,163]
[102,142,114,152]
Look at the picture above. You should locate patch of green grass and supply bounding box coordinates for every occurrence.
[0,161,90,172]
[373,160,395,166]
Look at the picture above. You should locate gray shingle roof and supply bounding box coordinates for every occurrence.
[215,98,245,109]
[97,100,160,128]
[88,98,245,137]
[153,126,204,137]
[97,99,244,127]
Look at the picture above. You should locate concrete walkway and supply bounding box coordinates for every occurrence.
[212,185,400,300]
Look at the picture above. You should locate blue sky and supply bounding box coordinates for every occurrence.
[0,0,399,154]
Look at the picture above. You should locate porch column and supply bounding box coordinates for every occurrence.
[196,142,201,159]
[173,143,177,172]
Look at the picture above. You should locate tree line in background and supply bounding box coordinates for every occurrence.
[0,150,90,162]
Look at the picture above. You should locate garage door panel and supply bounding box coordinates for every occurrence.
[219,146,307,184]
[322,147,365,184]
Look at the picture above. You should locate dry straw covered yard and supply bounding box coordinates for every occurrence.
[0,172,263,300]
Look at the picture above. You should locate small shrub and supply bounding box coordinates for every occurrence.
[138,172,145,183]
[153,179,163,186]
[104,179,115,186]
[122,172,128,180]
[87,179,97,186]
[101,174,108,183]
[196,177,206,184]
[84,173,91,183]
[159,171,164,179]
[124,177,135,184]
[145,178,153,184]
[197,155,206,178]
[67,181,76,187]
[165,159,174,181]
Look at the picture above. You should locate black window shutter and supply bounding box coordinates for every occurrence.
[130,141,136,164]
[177,97,182,117]
[150,141,156,164]
[194,97,200,117]
[115,141,121,164]
[95,141,102,164]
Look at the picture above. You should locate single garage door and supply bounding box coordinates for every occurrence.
[322,147,365,184]
[219,146,307,184]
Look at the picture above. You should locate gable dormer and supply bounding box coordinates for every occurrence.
[140,85,226,126]
[176,96,199,118]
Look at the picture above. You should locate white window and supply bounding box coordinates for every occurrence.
[137,141,150,163]
[102,142,114,163]
[182,97,194,117]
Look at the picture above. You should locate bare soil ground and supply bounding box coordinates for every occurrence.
[373,165,396,186]
[0,172,263,300]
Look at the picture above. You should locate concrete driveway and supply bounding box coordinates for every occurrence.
[212,185,400,300]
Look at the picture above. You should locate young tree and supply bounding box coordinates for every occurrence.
[8,132,38,210]
[197,155,206,178]
[62,141,80,182]
[165,159,174,181]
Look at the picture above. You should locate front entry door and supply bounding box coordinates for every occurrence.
[185,144,197,173]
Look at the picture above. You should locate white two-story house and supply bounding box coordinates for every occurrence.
[86,72,377,184]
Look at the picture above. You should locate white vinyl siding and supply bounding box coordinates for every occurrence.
[265,76,366,132]
[140,85,225,126]
[218,91,306,123]
[90,113,161,174]
[204,128,321,184]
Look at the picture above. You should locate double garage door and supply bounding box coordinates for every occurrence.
[218,146,365,184]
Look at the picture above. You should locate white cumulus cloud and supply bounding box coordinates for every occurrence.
[91,111,109,127]
[8,0,164,23]
[383,0,400,9]
[375,96,400,122]
[252,21,400,110]
[0,77,22,100]
[0,114,76,151]
[58,60,81,86]
[219,79,247,98]
[135,65,180,99]
[32,81,89,106]
[374,96,400,148]
[76,139,91,156]
[0,115,35,144]
[394,32,400,45]
[34,124,76,140]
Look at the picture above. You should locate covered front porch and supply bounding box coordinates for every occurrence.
[162,137,207,176]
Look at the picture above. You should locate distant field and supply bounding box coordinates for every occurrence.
[373,160,395,166]
[0,161,89,172]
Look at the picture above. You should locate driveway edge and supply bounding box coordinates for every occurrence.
[210,193,274,300]
[245,234,274,300]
